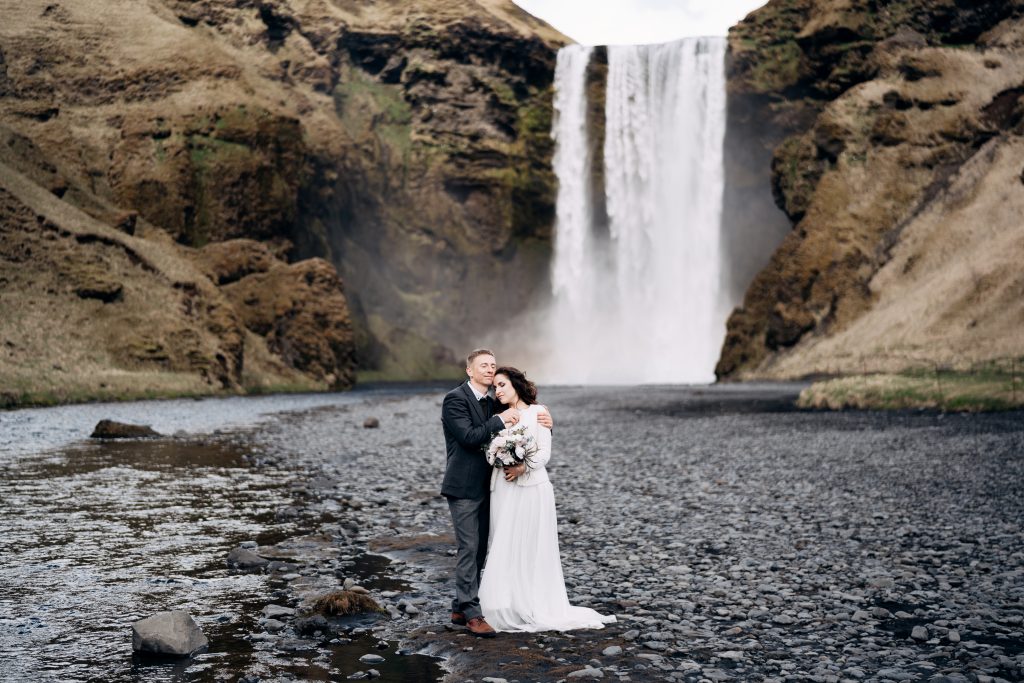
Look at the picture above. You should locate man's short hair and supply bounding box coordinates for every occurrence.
[466,348,495,366]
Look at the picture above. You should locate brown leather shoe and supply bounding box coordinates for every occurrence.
[466,616,496,638]
[451,611,467,626]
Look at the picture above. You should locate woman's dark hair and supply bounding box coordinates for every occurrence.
[495,366,537,405]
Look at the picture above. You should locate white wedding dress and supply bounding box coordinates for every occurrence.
[479,404,616,632]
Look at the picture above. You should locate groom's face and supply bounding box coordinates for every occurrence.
[467,354,497,387]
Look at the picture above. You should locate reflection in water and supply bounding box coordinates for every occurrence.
[0,433,440,682]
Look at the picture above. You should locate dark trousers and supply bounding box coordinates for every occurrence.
[447,494,490,621]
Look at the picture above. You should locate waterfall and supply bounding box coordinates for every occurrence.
[539,37,728,384]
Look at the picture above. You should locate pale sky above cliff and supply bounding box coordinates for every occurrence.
[512,0,767,45]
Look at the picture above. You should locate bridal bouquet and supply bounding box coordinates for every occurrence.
[485,424,537,470]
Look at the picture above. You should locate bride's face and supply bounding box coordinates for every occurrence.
[493,374,518,406]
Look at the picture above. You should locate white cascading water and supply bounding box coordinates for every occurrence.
[539,37,728,384]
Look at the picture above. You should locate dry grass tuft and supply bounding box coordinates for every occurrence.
[310,590,383,617]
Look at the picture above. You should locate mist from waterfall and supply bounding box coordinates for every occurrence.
[537,37,728,384]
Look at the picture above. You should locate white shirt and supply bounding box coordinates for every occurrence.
[467,381,490,401]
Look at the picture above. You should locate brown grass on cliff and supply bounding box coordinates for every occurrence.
[719,3,1024,384]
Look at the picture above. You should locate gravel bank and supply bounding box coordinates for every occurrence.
[248,384,1024,683]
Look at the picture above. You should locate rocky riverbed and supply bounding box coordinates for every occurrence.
[241,384,1024,683]
[3,384,1022,682]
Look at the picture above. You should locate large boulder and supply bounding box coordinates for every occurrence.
[131,610,208,657]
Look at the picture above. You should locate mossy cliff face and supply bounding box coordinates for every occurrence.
[718,0,1024,379]
[111,106,306,249]
[153,0,568,379]
[0,0,567,400]
[291,5,567,378]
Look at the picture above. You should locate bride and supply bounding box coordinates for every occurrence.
[478,366,616,632]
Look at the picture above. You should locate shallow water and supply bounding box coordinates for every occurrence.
[0,390,443,682]
[0,391,394,458]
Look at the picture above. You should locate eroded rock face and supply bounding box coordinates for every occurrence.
[110,107,306,248]
[0,127,353,403]
[717,0,1024,379]
[1,0,565,397]
[0,0,568,385]
[221,258,356,389]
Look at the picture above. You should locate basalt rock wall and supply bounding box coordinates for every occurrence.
[717,0,1024,379]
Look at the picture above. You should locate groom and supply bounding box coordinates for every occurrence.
[440,348,551,637]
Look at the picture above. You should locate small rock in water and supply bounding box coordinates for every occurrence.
[263,618,286,633]
[359,653,385,663]
[363,417,380,429]
[91,420,161,439]
[262,604,295,619]
[132,610,208,657]
[227,547,269,571]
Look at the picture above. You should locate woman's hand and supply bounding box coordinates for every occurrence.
[504,463,527,481]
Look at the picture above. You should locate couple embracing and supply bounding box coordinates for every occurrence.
[440,349,615,637]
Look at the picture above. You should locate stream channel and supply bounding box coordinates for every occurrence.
[0,390,444,682]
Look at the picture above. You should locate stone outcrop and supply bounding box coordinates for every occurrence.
[220,254,356,389]
[0,0,568,394]
[717,0,1024,379]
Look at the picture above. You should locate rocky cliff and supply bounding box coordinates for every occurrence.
[0,0,566,404]
[717,0,1024,380]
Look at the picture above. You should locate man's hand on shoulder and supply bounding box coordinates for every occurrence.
[537,405,553,430]
[499,407,521,427]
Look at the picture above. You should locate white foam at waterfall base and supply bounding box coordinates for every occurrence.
[536,37,728,385]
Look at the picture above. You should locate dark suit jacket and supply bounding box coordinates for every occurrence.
[440,382,505,499]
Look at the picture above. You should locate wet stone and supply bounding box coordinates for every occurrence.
[262,604,295,619]
[263,618,286,632]
[131,610,208,657]
[227,547,269,571]
[358,654,385,663]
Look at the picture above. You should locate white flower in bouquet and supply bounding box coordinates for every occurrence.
[485,423,537,469]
